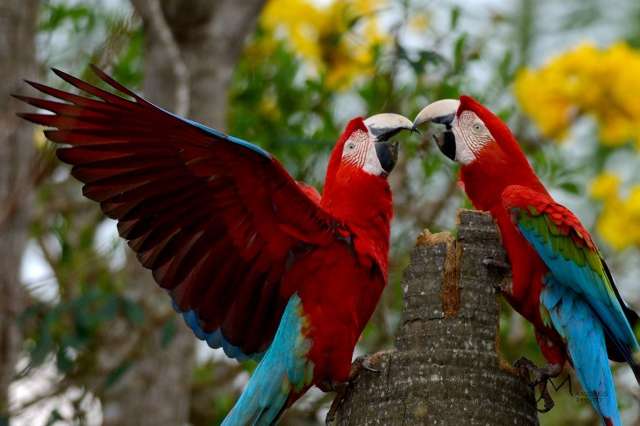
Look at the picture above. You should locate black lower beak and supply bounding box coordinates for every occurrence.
[375,140,399,174]
[434,130,456,161]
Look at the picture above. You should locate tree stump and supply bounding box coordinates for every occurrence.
[329,210,539,425]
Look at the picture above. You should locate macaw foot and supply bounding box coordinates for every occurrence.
[325,351,389,424]
[325,382,349,424]
[349,351,388,378]
[514,357,563,412]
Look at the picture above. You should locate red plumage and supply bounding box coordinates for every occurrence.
[457,95,637,366]
[16,66,396,399]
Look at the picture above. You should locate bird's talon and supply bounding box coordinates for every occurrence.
[325,381,350,424]
[514,357,561,412]
[536,381,555,413]
[361,358,381,373]
[350,351,388,380]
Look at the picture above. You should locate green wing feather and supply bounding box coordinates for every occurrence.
[502,185,640,370]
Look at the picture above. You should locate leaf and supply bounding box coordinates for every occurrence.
[122,299,145,325]
[559,181,580,195]
[104,360,132,389]
[161,318,177,348]
[450,6,461,30]
[44,409,63,426]
[56,347,74,373]
[498,50,514,84]
[453,33,468,74]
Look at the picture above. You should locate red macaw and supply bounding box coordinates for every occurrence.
[414,96,640,425]
[16,66,414,425]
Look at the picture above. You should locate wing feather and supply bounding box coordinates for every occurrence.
[18,66,346,359]
[503,185,640,379]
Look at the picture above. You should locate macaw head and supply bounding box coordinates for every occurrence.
[412,96,547,210]
[328,113,414,179]
[412,95,518,166]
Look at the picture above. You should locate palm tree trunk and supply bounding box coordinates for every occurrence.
[331,210,539,425]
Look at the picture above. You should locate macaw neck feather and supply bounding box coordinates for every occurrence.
[458,95,549,211]
[321,165,392,274]
[460,140,548,212]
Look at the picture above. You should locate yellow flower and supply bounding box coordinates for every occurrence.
[261,0,388,90]
[589,173,621,200]
[258,94,281,120]
[591,175,640,250]
[514,42,640,148]
[408,14,429,33]
[596,203,632,250]
[627,186,640,217]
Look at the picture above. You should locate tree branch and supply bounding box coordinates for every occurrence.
[130,0,189,116]
[330,210,538,425]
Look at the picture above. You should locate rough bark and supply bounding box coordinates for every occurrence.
[0,0,38,420]
[331,210,539,425]
[99,1,265,425]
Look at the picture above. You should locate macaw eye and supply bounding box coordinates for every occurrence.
[472,122,483,132]
[346,142,356,151]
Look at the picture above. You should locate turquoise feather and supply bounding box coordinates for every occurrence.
[542,276,621,426]
[512,203,640,425]
[515,210,639,358]
[222,294,314,426]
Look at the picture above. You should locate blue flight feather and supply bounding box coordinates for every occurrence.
[222,294,314,426]
[174,111,272,158]
[170,298,261,361]
[542,276,621,426]
[518,223,639,357]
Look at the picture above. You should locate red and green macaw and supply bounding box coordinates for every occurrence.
[16,66,413,425]
[414,96,640,425]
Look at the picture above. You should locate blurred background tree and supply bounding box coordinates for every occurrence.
[2,0,640,425]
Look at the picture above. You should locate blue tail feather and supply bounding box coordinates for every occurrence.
[542,276,622,426]
[222,294,314,426]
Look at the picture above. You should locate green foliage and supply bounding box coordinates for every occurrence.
[20,288,144,373]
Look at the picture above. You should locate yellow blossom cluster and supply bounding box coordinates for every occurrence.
[590,173,640,249]
[514,43,640,147]
[261,0,388,89]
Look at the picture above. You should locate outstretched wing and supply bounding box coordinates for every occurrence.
[17,66,345,360]
[502,185,640,374]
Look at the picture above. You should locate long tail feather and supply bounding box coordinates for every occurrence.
[222,294,313,426]
[542,277,622,426]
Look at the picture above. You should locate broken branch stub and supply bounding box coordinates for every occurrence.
[329,209,538,425]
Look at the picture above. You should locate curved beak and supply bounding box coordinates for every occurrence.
[364,113,414,174]
[413,99,460,129]
[413,99,460,161]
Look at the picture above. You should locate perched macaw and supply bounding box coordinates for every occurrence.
[414,96,640,425]
[16,66,414,425]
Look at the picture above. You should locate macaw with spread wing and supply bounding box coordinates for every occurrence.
[16,66,414,425]
[414,96,640,425]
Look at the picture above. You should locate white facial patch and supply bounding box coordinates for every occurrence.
[341,129,384,176]
[452,110,493,165]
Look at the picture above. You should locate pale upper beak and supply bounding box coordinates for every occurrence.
[413,99,461,162]
[364,113,414,141]
[363,113,414,174]
[413,99,460,129]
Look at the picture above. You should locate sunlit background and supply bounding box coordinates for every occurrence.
[4,0,640,425]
